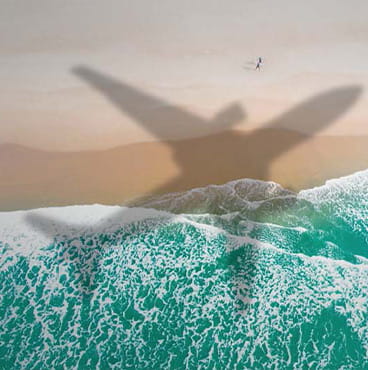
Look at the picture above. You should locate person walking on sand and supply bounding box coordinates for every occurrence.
[255,57,262,71]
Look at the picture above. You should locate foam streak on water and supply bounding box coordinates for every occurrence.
[1,170,368,368]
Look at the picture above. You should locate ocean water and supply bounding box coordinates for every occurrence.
[1,170,368,369]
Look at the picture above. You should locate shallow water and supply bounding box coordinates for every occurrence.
[1,170,368,368]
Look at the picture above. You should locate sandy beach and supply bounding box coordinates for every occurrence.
[1,128,367,211]
[1,0,368,211]
[3,2,368,368]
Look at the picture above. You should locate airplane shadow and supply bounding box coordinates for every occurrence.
[22,66,362,307]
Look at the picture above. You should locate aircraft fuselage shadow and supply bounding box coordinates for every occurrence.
[20,66,362,300]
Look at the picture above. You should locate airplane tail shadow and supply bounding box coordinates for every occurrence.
[24,66,362,300]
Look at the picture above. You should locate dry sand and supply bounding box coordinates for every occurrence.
[1,128,367,211]
[1,1,368,152]
[1,1,368,211]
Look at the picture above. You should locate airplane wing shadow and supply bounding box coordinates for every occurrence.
[24,66,362,296]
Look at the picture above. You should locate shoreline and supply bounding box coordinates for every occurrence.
[1,128,367,212]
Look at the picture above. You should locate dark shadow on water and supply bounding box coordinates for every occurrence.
[23,66,362,304]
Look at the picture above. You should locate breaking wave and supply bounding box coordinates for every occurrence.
[1,170,368,368]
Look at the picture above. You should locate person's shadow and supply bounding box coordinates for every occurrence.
[24,65,362,299]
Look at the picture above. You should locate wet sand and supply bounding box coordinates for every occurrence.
[1,128,367,211]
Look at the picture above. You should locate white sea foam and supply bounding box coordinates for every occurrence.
[299,168,368,201]
[2,170,368,368]
[1,168,367,261]
[0,205,172,256]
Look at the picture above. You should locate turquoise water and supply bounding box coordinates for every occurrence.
[1,170,368,369]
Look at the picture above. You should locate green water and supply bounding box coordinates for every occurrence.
[1,171,368,369]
